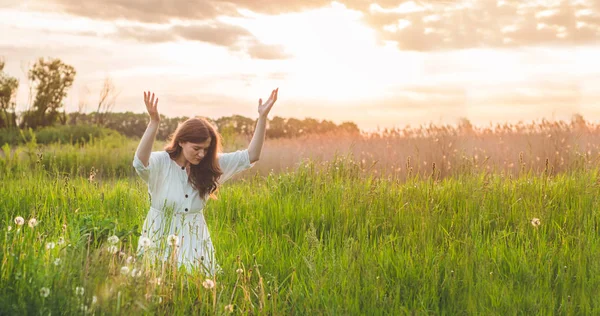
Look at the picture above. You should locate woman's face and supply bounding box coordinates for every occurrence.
[179,138,212,165]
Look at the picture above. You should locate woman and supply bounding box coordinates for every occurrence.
[133,88,278,276]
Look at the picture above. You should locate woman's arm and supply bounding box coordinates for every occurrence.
[248,88,278,163]
[135,91,160,167]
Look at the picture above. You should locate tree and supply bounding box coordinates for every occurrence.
[95,76,119,125]
[21,58,76,128]
[0,60,19,128]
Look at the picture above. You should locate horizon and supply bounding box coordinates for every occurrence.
[1,0,599,131]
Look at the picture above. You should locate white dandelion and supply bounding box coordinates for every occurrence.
[202,279,215,289]
[54,258,61,266]
[107,235,119,245]
[225,304,234,313]
[107,245,119,254]
[126,256,134,264]
[92,296,97,305]
[7,226,12,231]
[120,266,130,275]
[167,234,179,247]
[14,216,24,226]
[46,242,56,250]
[531,218,541,227]
[75,286,85,296]
[236,268,244,274]
[57,237,65,245]
[139,236,153,248]
[28,218,38,228]
[40,287,50,298]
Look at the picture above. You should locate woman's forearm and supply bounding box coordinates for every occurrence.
[135,120,160,167]
[248,116,267,163]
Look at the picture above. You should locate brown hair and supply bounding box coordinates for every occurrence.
[165,117,223,199]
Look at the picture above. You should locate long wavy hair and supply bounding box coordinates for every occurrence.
[165,117,223,199]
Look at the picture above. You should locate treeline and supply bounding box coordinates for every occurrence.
[0,57,359,143]
[68,112,360,140]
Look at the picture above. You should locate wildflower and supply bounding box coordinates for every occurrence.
[28,218,38,228]
[92,296,97,305]
[107,245,118,254]
[14,216,24,226]
[57,237,65,245]
[7,226,12,231]
[80,304,88,313]
[120,266,130,275]
[202,279,215,289]
[224,304,234,313]
[531,218,541,227]
[107,235,119,245]
[46,242,56,250]
[126,256,134,264]
[40,287,50,298]
[236,268,244,274]
[62,224,67,231]
[75,286,85,296]
[54,258,61,266]
[139,236,153,248]
[167,234,179,247]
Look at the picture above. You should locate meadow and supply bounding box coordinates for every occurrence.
[1,117,600,314]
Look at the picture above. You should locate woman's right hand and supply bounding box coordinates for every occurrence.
[144,91,160,122]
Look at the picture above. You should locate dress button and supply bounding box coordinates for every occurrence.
[185,208,188,212]
[185,194,188,198]
[181,166,185,170]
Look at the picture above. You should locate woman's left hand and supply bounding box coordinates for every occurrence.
[258,88,278,118]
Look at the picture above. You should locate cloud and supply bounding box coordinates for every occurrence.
[360,0,600,50]
[113,22,290,59]
[21,0,600,53]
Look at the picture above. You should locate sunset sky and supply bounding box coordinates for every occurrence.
[1,0,599,130]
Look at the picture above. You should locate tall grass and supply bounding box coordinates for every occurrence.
[1,154,600,314]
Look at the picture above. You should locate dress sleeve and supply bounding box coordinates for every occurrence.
[133,151,166,185]
[217,149,255,184]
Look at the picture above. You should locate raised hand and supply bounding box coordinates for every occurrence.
[258,88,278,118]
[144,91,160,122]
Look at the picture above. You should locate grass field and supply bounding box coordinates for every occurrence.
[1,122,600,314]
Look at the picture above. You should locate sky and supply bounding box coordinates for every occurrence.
[0,0,599,130]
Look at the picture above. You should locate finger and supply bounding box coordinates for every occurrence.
[259,98,262,106]
[150,93,155,107]
[144,91,148,104]
[154,97,159,109]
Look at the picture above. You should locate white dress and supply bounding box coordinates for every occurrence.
[132,149,254,275]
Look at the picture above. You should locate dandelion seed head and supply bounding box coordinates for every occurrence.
[107,245,118,254]
[92,296,97,305]
[8,226,12,231]
[28,218,38,228]
[139,236,153,248]
[107,235,119,245]
[14,216,24,226]
[46,242,56,250]
[167,234,179,247]
[120,266,130,275]
[531,218,541,227]
[202,279,215,289]
[75,286,85,296]
[40,287,50,298]
[130,268,142,277]
[236,268,244,274]
[54,258,61,266]
[225,304,234,313]
[57,237,65,245]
